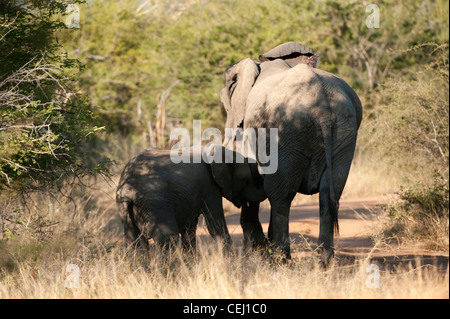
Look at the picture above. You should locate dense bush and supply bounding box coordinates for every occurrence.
[0,0,107,192]
[62,0,449,146]
[361,44,449,249]
[359,43,449,184]
[384,176,449,251]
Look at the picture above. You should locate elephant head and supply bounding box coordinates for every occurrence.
[220,42,319,138]
[220,58,260,132]
[258,41,319,68]
[208,145,266,208]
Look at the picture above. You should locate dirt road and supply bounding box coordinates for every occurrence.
[201,199,449,272]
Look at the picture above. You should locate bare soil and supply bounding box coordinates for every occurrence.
[200,198,449,272]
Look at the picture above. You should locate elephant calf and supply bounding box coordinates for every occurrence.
[116,145,265,253]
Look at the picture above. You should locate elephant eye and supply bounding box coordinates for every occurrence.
[228,73,238,97]
[229,79,237,97]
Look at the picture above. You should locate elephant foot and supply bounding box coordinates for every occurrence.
[221,238,235,257]
[266,251,291,268]
[243,239,269,258]
[262,242,292,266]
[242,230,268,252]
[318,247,335,269]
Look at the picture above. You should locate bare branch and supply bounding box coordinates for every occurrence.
[0,11,20,42]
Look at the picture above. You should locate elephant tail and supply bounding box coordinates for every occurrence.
[320,122,339,235]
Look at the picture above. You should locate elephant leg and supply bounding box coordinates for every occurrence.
[240,201,267,251]
[264,153,307,260]
[148,209,180,254]
[318,141,356,267]
[267,212,274,242]
[202,197,233,252]
[181,216,198,253]
[265,178,298,259]
[268,198,295,260]
[118,201,149,250]
[153,227,179,254]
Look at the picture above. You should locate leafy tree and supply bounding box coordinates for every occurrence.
[0,0,106,192]
[62,0,448,149]
[360,43,449,183]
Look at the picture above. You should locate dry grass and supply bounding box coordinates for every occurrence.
[380,178,449,252]
[0,177,448,299]
[0,239,448,299]
[0,231,448,299]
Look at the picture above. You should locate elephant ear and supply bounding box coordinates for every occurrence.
[221,58,260,130]
[259,42,319,68]
[209,145,233,201]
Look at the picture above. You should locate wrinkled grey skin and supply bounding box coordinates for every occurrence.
[220,42,362,265]
[116,146,266,253]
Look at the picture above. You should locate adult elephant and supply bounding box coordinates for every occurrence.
[220,42,362,265]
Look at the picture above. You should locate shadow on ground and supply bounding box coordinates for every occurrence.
[197,199,449,273]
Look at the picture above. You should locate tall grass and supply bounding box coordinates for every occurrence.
[381,176,449,251]
[0,237,448,299]
[0,178,448,299]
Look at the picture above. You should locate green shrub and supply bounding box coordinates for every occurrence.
[358,43,449,185]
[62,0,449,147]
[384,176,449,251]
[0,1,108,192]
